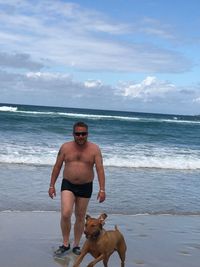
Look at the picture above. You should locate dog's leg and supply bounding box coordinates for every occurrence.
[118,250,126,267]
[73,241,90,267]
[117,238,127,267]
[87,254,104,267]
[73,250,88,267]
[102,256,109,267]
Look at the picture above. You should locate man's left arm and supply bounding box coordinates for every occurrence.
[95,147,106,203]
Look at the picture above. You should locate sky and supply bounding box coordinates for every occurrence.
[0,0,200,115]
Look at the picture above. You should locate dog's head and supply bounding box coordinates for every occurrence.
[84,213,107,240]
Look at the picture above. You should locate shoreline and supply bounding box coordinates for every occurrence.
[0,212,200,267]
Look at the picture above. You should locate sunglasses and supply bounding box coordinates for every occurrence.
[74,132,88,137]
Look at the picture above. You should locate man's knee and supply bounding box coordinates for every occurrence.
[62,210,72,221]
[75,210,86,222]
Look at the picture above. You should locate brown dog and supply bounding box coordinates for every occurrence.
[73,213,127,267]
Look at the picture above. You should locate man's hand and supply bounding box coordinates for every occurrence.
[48,186,56,199]
[97,190,106,203]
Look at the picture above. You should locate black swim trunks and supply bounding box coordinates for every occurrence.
[61,179,93,198]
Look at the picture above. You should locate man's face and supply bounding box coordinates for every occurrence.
[73,126,88,146]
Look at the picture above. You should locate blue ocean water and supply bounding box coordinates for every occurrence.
[1,103,200,214]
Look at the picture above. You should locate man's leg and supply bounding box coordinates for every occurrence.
[60,190,75,246]
[73,197,90,247]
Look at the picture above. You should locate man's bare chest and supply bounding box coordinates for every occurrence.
[65,151,95,164]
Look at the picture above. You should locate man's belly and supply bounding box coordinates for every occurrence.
[63,162,94,184]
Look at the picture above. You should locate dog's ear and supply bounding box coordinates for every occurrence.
[101,213,107,219]
[86,214,91,220]
[99,213,107,225]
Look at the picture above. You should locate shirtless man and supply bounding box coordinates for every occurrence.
[48,121,106,256]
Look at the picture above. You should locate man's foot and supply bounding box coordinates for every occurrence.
[72,246,81,255]
[54,244,70,256]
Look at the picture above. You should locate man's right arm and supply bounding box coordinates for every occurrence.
[48,146,65,199]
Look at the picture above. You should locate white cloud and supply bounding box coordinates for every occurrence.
[139,17,175,40]
[0,69,200,114]
[0,0,191,73]
[193,97,200,103]
[26,72,71,80]
[118,76,175,100]
[0,1,199,115]
[84,80,102,88]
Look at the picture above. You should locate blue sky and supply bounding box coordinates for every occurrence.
[0,0,200,115]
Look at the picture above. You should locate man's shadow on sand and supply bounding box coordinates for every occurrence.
[53,252,77,267]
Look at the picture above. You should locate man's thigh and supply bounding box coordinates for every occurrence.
[75,197,90,217]
[61,190,75,215]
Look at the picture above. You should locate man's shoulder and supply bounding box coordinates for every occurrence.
[87,142,100,150]
[61,141,73,148]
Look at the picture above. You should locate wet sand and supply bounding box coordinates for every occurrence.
[0,212,200,267]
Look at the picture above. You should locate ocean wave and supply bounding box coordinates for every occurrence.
[0,106,18,112]
[104,155,200,170]
[1,141,200,170]
[0,106,140,121]
[1,105,200,124]
[1,153,200,170]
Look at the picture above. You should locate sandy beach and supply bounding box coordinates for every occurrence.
[0,212,200,267]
